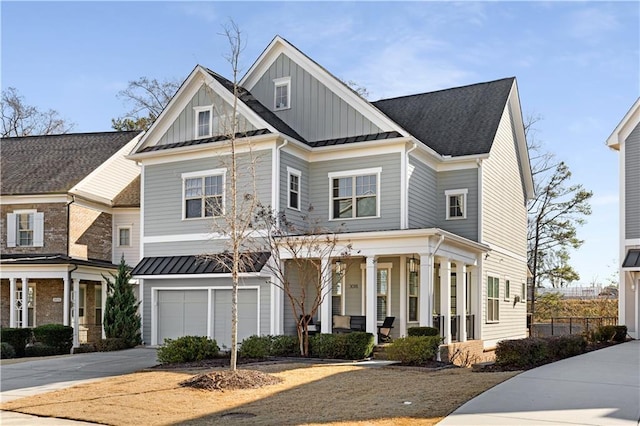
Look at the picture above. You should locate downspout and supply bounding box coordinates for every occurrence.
[402,142,418,229]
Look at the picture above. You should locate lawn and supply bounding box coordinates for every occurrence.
[0,361,517,425]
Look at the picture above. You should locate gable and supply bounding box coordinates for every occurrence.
[607,98,640,150]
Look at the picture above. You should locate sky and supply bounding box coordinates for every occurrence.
[2,1,638,286]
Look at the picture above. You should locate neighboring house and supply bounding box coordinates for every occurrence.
[128,35,533,356]
[0,131,142,347]
[607,98,640,339]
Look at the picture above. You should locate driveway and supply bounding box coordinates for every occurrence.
[440,340,640,425]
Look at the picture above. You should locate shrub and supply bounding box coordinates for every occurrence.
[309,333,343,359]
[95,338,128,352]
[157,336,220,364]
[0,328,32,358]
[1,342,16,359]
[33,324,73,355]
[386,336,442,365]
[239,335,272,359]
[495,337,549,368]
[613,325,628,342]
[343,332,375,360]
[73,343,96,354]
[407,326,440,337]
[546,335,587,360]
[25,343,57,357]
[270,335,299,357]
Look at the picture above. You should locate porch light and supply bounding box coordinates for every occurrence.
[408,256,418,274]
[335,259,345,277]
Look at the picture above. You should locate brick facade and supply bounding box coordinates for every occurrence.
[1,203,68,254]
[69,204,112,261]
[440,340,496,366]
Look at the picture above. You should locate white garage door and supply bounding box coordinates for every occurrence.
[157,290,208,344]
[213,289,259,348]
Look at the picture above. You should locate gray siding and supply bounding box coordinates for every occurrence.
[158,85,257,145]
[308,153,402,232]
[142,276,271,345]
[280,150,310,228]
[250,53,384,142]
[625,123,640,239]
[408,156,437,229]
[143,150,272,241]
[436,169,479,241]
[282,260,319,336]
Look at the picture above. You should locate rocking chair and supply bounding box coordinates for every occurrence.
[377,316,395,342]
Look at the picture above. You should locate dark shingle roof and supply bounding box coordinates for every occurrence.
[373,78,515,157]
[204,68,308,143]
[113,175,141,207]
[131,252,271,276]
[0,253,118,269]
[1,131,140,195]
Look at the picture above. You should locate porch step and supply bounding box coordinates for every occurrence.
[372,343,391,360]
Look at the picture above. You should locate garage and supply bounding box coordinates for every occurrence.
[157,290,208,343]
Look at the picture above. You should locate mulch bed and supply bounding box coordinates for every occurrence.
[180,369,283,391]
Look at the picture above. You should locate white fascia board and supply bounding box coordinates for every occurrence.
[68,189,113,207]
[240,36,409,137]
[507,80,535,200]
[1,194,70,205]
[112,207,140,214]
[606,98,640,149]
[437,154,488,172]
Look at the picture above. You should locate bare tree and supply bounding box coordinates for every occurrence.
[112,77,179,131]
[1,87,74,137]
[253,206,353,357]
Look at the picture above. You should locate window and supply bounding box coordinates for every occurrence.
[287,167,301,210]
[182,169,226,219]
[118,227,131,247]
[16,286,35,327]
[329,168,381,220]
[274,77,291,110]
[505,280,510,301]
[194,106,213,138]
[6,210,43,248]
[445,189,468,220]
[377,268,390,321]
[332,263,345,316]
[521,282,526,302]
[407,259,419,322]
[487,276,499,322]
[79,286,86,323]
[95,286,103,326]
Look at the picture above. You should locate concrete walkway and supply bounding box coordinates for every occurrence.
[440,340,640,426]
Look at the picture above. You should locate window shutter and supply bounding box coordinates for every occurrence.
[6,213,16,247]
[33,212,44,247]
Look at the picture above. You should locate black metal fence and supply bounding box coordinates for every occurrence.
[530,316,617,337]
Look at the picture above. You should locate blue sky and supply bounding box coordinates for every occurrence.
[2,1,638,286]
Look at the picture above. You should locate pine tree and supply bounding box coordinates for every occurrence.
[103,257,141,347]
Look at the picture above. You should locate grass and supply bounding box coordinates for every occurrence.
[0,361,517,425]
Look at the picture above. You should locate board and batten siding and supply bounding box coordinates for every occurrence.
[407,156,437,229]
[143,151,272,253]
[157,85,257,146]
[436,169,479,241]
[113,210,140,266]
[307,153,402,233]
[142,276,271,345]
[625,123,640,240]
[250,53,385,142]
[280,150,309,228]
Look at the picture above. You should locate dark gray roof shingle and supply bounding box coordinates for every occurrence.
[373,78,515,157]
[1,131,140,195]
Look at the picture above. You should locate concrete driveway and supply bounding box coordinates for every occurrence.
[440,340,640,426]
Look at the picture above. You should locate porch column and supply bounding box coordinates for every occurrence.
[419,254,433,327]
[63,276,70,326]
[72,278,80,348]
[457,263,467,342]
[440,258,451,344]
[471,265,481,340]
[365,256,377,343]
[20,277,29,328]
[399,255,407,336]
[319,257,332,334]
[9,278,16,327]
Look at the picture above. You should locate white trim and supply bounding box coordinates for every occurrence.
[606,98,640,149]
[327,167,382,179]
[328,167,382,221]
[117,225,132,247]
[445,189,468,220]
[486,274,500,323]
[193,105,214,139]
[142,230,266,244]
[273,76,291,110]
[1,194,70,205]
[286,166,302,211]
[181,168,226,179]
[625,239,640,246]
[181,168,227,220]
[136,272,267,280]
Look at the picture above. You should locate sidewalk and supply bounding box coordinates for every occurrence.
[439,340,640,425]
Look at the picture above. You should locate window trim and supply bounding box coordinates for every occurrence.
[287,167,301,211]
[181,168,226,220]
[445,188,468,220]
[407,260,419,322]
[117,226,132,247]
[193,105,214,139]
[376,262,393,322]
[487,275,500,323]
[273,76,291,110]
[328,167,382,221]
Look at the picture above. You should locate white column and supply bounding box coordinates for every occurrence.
[457,264,467,342]
[72,278,80,348]
[419,254,433,327]
[319,257,332,334]
[21,277,29,328]
[399,255,407,336]
[365,256,377,343]
[440,258,451,344]
[63,276,70,326]
[9,278,16,327]
[472,265,481,340]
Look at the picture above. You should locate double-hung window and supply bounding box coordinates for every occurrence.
[287,167,301,210]
[487,276,499,322]
[445,189,467,220]
[407,264,419,322]
[182,169,226,219]
[6,210,44,248]
[273,77,291,110]
[329,168,381,220]
[194,106,213,138]
[377,267,391,321]
[118,227,131,247]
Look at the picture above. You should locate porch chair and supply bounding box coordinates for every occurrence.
[377,316,395,342]
[299,315,318,335]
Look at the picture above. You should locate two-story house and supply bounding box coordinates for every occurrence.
[128,36,533,357]
[1,131,142,347]
[607,98,640,339]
